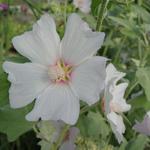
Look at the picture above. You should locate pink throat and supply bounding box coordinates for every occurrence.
[48,60,73,84]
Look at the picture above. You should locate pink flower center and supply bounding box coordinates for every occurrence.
[48,60,72,84]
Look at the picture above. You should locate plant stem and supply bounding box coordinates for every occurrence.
[64,0,68,25]
[23,0,42,19]
[96,0,109,31]
[114,37,126,64]
[125,80,138,99]
[51,124,70,150]
[80,102,99,115]
[102,30,113,56]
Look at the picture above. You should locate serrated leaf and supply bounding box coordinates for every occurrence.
[136,67,150,101]
[0,105,34,141]
[78,112,110,139]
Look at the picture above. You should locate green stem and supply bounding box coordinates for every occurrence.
[96,0,109,31]
[102,30,113,56]
[80,102,99,115]
[23,0,42,19]
[51,124,70,150]
[114,37,126,64]
[64,0,68,25]
[125,80,138,99]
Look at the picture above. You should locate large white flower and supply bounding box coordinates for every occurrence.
[103,63,131,143]
[3,13,107,125]
[73,0,91,13]
[133,111,150,136]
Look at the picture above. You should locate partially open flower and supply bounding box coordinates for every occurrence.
[73,0,91,13]
[3,13,107,125]
[103,63,131,143]
[133,111,150,136]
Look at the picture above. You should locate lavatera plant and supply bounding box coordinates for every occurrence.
[2,13,131,148]
[3,13,107,125]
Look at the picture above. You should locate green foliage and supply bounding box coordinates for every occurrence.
[38,140,51,150]
[78,112,110,140]
[0,105,34,141]
[136,67,150,101]
[0,0,150,149]
[125,135,149,150]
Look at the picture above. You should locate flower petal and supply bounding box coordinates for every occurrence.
[12,14,60,65]
[60,141,76,150]
[106,63,125,85]
[71,56,107,105]
[26,84,80,125]
[133,111,150,136]
[61,13,105,65]
[110,83,131,113]
[3,61,50,108]
[107,112,125,144]
[73,0,91,13]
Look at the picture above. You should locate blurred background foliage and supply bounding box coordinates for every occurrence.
[0,0,150,149]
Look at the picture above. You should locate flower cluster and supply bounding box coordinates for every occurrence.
[103,63,131,143]
[3,13,133,146]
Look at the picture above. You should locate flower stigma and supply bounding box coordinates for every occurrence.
[48,60,73,84]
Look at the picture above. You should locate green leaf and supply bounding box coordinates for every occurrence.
[0,105,34,141]
[131,5,150,23]
[37,121,56,142]
[38,140,51,150]
[108,16,134,29]
[136,67,150,101]
[0,72,9,107]
[129,95,150,111]
[125,135,148,150]
[78,112,110,139]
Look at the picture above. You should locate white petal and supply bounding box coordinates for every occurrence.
[60,141,76,150]
[71,56,107,105]
[26,84,80,125]
[106,63,125,85]
[133,112,150,136]
[61,13,105,65]
[107,112,125,144]
[3,61,50,108]
[73,0,91,13]
[110,83,131,113]
[12,14,60,65]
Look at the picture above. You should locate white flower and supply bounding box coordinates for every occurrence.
[73,0,91,13]
[3,13,107,125]
[133,111,150,136]
[103,63,131,143]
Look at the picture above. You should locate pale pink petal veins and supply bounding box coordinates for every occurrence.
[61,13,105,65]
[3,61,50,108]
[12,14,60,65]
[26,84,80,125]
